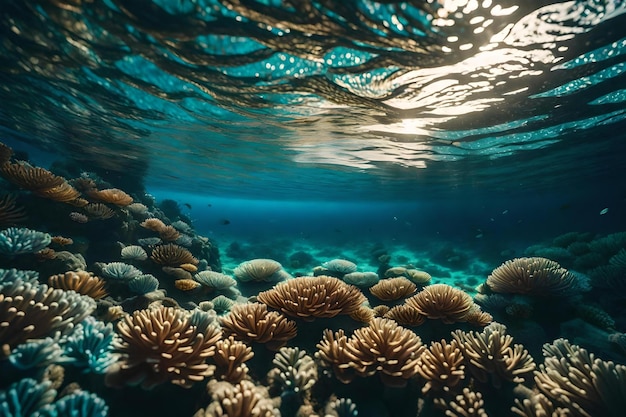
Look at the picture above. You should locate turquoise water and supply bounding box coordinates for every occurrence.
[1,1,626,416]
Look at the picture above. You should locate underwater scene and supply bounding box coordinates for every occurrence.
[1,0,626,416]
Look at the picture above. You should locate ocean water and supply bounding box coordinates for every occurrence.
[1,1,626,416]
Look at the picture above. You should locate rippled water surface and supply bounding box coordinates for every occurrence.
[1,0,626,199]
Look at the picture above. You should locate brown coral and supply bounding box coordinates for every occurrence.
[213,335,254,383]
[86,188,133,206]
[532,338,626,416]
[220,302,297,350]
[406,284,474,324]
[158,225,180,242]
[233,258,283,282]
[434,388,488,417]
[194,380,278,417]
[317,317,425,387]
[369,277,417,301]
[140,217,167,231]
[33,182,81,203]
[0,194,27,227]
[0,280,96,357]
[0,161,65,191]
[383,304,426,327]
[82,203,115,220]
[452,323,535,389]
[105,306,222,389]
[175,278,201,291]
[487,257,587,297]
[349,305,374,323]
[48,271,108,300]
[0,141,13,164]
[150,243,198,267]
[257,276,366,321]
[417,339,465,394]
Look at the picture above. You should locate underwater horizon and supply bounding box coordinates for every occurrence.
[1,1,626,417]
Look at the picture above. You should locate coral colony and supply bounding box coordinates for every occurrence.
[1,138,626,417]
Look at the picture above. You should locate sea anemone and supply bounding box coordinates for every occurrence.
[405,284,474,324]
[194,379,278,417]
[257,276,366,321]
[317,317,424,387]
[105,306,222,388]
[369,277,417,301]
[233,258,284,282]
[213,336,254,383]
[417,339,465,394]
[220,302,297,351]
[452,322,535,389]
[0,227,52,256]
[62,316,118,374]
[487,257,590,297]
[48,270,108,300]
[0,279,96,358]
[150,243,198,267]
[533,338,626,416]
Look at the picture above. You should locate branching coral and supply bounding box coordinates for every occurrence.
[434,388,488,417]
[105,306,222,389]
[213,335,254,383]
[194,380,278,417]
[233,258,284,282]
[220,302,297,350]
[62,316,119,374]
[257,276,366,321]
[369,277,417,301]
[150,243,198,267]
[48,270,108,300]
[532,338,626,416]
[406,284,474,324]
[267,347,317,399]
[487,257,590,297]
[316,317,424,387]
[452,323,535,389]
[0,227,52,256]
[418,339,465,394]
[0,279,96,358]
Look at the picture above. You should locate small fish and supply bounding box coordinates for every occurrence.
[475,233,483,239]
[502,210,508,214]
[219,219,230,225]
[600,208,609,215]
[183,203,192,209]
[393,216,398,221]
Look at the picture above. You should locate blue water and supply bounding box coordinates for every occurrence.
[1,1,626,416]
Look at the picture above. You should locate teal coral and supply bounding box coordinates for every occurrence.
[34,390,108,417]
[0,378,56,417]
[128,274,159,294]
[61,317,118,374]
[0,227,51,256]
[0,268,39,284]
[99,262,142,280]
[9,337,64,370]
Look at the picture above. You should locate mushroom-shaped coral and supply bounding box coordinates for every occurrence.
[486,257,590,297]
[150,243,198,267]
[195,270,237,290]
[48,270,108,300]
[0,278,96,358]
[0,227,51,256]
[233,258,284,282]
[105,306,222,389]
[406,284,474,324]
[86,188,133,206]
[257,276,366,321]
[369,277,417,301]
[121,245,148,261]
[532,338,626,416]
[452,322,535,389]
[321,259,357,275]
[220,302,297,350]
